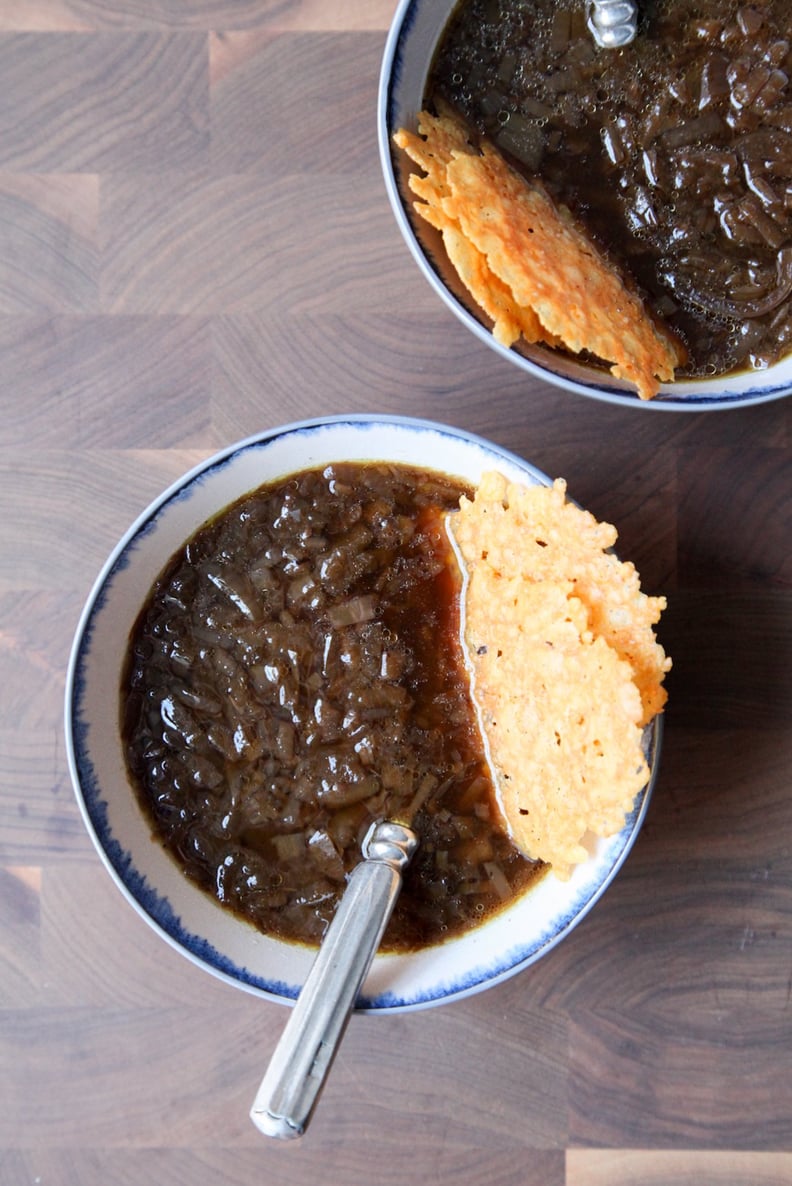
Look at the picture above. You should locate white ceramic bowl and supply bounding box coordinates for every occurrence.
[66,415,660,1012]
[378,0,792,412]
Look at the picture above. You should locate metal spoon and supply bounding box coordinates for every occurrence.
[587,0,637,47]
[249,819,418,1140]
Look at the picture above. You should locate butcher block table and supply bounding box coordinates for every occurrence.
[1,1,791,1183]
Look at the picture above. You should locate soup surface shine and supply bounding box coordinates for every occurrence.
[122,463,543,951]
[429,0,792,377]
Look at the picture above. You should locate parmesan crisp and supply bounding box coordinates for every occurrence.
[394,108,686,400]
[450,472,670,878]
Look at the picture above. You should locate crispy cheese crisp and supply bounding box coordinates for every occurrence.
[394,108,686,400]
[449,472,671,878]
[394,112,561,351]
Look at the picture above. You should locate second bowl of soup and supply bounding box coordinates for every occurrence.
[379,0,792,410]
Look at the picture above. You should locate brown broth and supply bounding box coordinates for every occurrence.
[429,0,792,376]
[121,463,544,951]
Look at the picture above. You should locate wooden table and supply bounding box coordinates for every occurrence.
[1,2,791,1183]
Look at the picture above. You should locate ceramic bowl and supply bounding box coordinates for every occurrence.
[66,414,659,1012]
[378,0,792,412]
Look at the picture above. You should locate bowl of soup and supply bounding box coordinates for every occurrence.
[66,415,663,1011]
[379,0,792,410]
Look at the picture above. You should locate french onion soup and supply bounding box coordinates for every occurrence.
[121,463,669,950]
[395,0,792,397]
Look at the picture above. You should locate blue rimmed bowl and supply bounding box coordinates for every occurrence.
[378,0,792,412]
[65,414,660,1011]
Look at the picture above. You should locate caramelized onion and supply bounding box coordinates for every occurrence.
[661,246,792,319]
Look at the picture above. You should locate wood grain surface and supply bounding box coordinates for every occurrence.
[0,2,791,1184]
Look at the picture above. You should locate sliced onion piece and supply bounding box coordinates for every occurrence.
[661,246,792,319]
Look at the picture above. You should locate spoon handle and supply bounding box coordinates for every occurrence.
[587,0,637,47]
[249,819,418,1139]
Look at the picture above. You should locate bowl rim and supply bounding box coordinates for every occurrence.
[65,413,661,1012]
[377,0,792,414]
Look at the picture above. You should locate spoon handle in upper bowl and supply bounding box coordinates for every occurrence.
[587,0,637,47]
[249,819,419,1140]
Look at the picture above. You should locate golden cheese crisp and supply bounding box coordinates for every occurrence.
[441,223,563,350]
[449,472,670,878]
[394,108,687,400]
[394,111,561,351]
